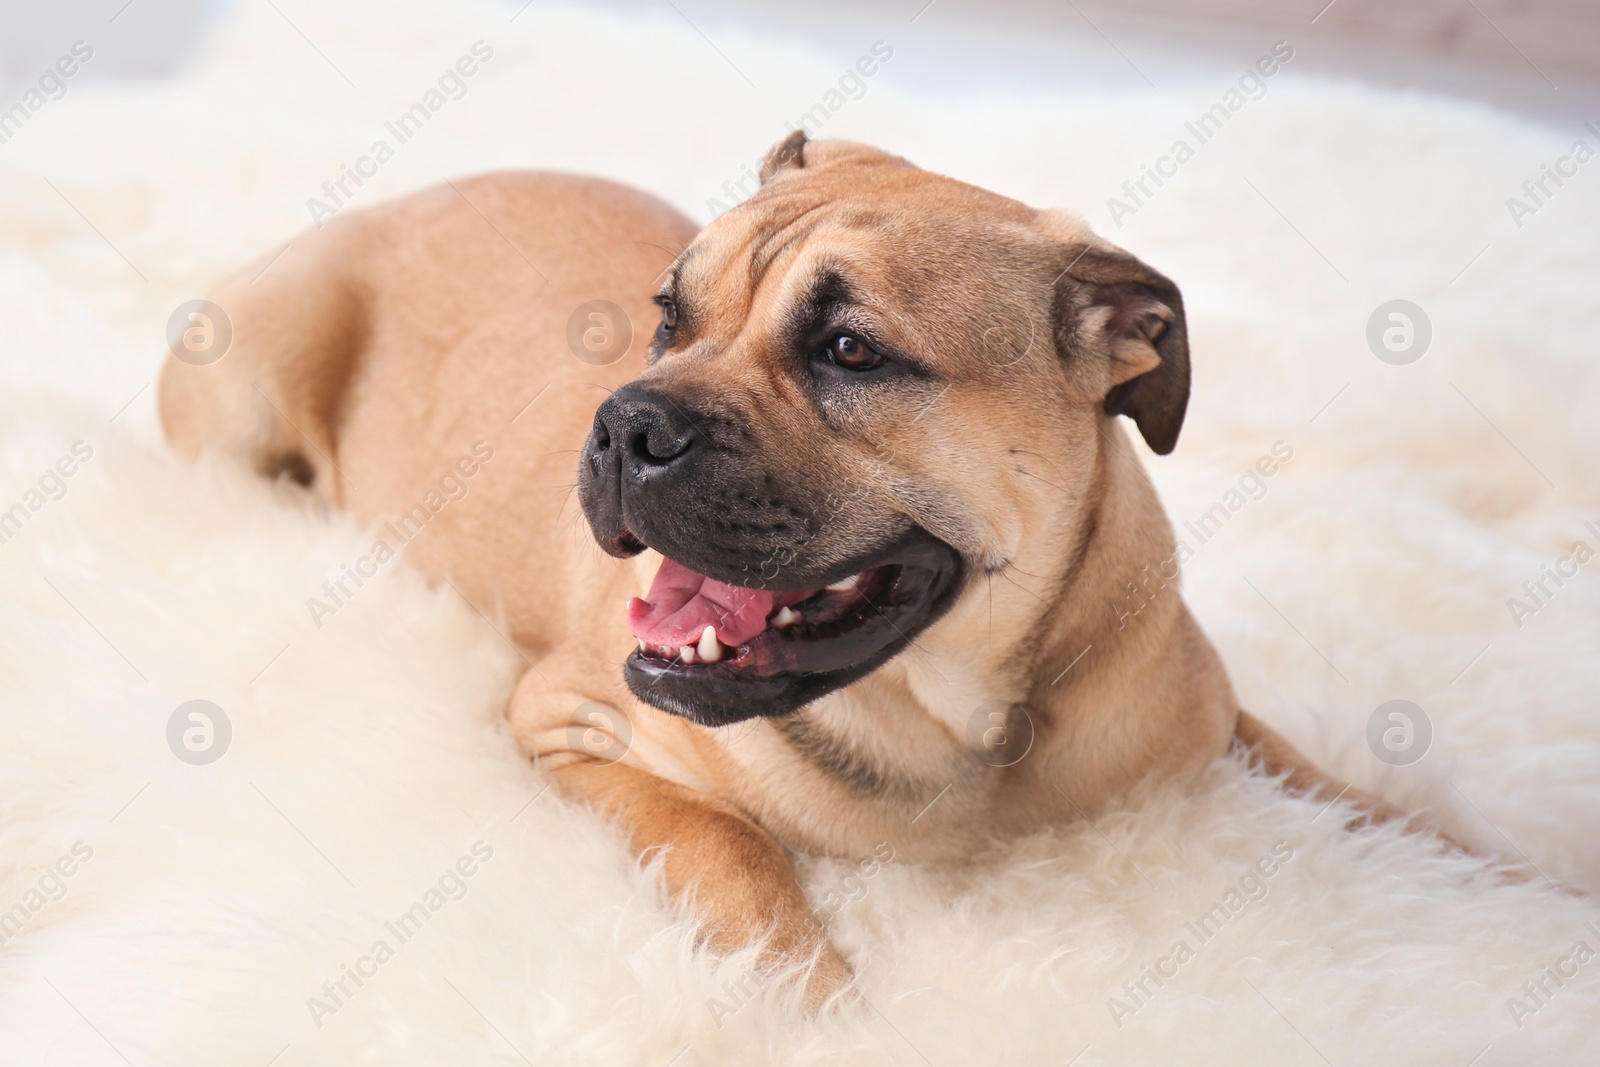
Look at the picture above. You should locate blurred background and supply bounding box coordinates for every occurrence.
[2,0,1596,124]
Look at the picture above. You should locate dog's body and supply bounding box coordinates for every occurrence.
[162,137,1430,1006]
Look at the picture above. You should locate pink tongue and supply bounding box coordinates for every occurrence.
[629,558,795,649]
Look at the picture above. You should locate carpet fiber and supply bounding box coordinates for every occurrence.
[2,2,1598,1063]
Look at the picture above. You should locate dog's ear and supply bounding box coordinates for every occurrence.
[759,130,809,183]
[759,133,911,185]
[1053,244,1190,455]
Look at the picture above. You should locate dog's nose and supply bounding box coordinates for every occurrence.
[590,385,699,476]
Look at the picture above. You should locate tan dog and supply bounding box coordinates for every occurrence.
[161,133,1442,1008]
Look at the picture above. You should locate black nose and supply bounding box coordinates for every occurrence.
[590,385,699,476]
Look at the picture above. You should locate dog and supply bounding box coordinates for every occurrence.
[160,132,1449,1009]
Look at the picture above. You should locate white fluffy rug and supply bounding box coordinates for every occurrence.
[2,2,1598,1063]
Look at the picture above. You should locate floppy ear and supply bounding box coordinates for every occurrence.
[1053,245,1190,455]
[759,129,808,183]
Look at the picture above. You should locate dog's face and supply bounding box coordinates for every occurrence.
[579,135,1189,726]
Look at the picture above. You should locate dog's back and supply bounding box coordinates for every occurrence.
[159,171,697,648]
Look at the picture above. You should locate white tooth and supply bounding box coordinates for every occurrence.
[697,625,723,663]
[637,638,646,651]
[679,646,697,665]
[825,573,860,592]
[773,606,800,628]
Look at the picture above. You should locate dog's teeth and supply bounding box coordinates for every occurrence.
[825,573,860,592]
[679,646,697,665]
[697,625,723,663]
[773,606,800,628]
[637,638,645,651]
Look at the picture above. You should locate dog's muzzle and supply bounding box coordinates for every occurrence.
[577,384,965,726]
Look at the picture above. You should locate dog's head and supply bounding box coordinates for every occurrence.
[579,133,1189,726]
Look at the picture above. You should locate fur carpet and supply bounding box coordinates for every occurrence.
[2,2,1598,1063]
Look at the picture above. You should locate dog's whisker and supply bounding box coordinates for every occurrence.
[998,570,1049,605]
[1013,467,1069,494]
[1008,447,1068,476]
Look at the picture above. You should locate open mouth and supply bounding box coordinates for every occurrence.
[621,533,963,726]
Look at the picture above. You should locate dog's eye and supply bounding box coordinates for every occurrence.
[825,333,882,371]
[658,300,678,333]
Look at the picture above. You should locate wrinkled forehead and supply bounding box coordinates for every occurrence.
[671,174,1057,341]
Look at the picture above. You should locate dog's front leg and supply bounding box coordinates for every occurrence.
[549,758,854,1011]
